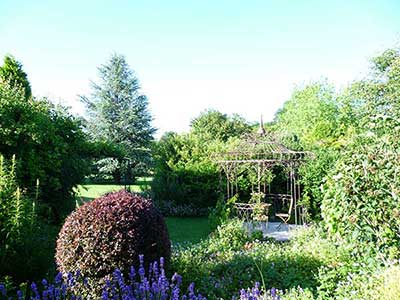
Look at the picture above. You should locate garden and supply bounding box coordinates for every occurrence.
[1,46,400,300]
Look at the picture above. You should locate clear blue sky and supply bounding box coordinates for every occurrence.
[1,0,399,136]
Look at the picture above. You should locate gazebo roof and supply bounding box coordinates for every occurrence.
[213,125,309,166]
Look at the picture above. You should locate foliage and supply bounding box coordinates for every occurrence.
[152,109,252,212]
[171,221,396,300]
[273,82,339,150]
[190,109,252,143]
[297,148,339,220]
[156,201,210,217]
[208,194,238,229]
[56,190,171,285]
[0,84,95,220]
[81,53,155,183]
[151,132,221,210]
[0,256,205,300]
[322,133,400,258]
[0,155,56,284]
[270,82,344,220]
[0,55,31,100]
[378,265,400,300]
[172,222,329,299]
[322,48,400,258]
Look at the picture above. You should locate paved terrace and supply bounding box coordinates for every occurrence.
[244,221,305,242]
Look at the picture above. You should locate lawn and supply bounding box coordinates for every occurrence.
[165,217,212,244]
[76,178,151,202]
[77,183,212,244]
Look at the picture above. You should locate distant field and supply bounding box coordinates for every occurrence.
[76,182,212,244]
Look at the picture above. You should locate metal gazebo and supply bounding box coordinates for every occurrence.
[213,120,310,225]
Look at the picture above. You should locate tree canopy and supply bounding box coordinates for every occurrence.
[81,54,155,182]
[190,109,252,142]
[0,55,32,100]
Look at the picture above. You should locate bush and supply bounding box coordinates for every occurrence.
[322,133,400,258]
[0,85,94,221]
[55,190,171,283]
[155,200,210,217]
[208,194,238,229]
[151,132,221,210]
[0,155,56,284]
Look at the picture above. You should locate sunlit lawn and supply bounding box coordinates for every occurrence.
[76,178,151,202]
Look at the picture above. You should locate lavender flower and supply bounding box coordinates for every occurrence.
[237,283,281,300]
[0,284,5,297]
[0,256,205,300]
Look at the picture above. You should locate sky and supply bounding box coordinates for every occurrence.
[1,0,399,137]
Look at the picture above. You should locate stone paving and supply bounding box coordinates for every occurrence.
[244,221,305,242]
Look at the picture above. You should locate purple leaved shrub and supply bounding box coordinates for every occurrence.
[56,190,171,282]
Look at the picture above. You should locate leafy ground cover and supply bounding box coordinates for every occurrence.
[171,220,396,300]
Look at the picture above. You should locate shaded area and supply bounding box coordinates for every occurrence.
[166,217,212,244]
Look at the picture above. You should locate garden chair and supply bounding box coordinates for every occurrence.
[275,194,294,231]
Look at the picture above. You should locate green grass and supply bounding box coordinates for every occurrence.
[76,183,212,244]
[76,179,151,202]
[166,217,212,244]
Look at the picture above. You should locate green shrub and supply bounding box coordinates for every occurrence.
[0,155,56,283]
[322,133,400,258]
[151,132,221,209]
[152,110,251,212]
[0,85,94,220]
[56,190,171,281]
[208,194,238,229]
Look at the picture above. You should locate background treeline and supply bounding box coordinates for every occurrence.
[151,110,252,214]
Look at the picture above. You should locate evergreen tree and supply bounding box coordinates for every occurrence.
[81,54,155,182]
[0,55,32,100]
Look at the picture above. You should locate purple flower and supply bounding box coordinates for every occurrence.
[31,282,40,299]
[0,284,5,297]
[102,289,110,300]
[160,257,165,268]
[55,272,63,285]
[17,290,23,300]
[2,255,203,300]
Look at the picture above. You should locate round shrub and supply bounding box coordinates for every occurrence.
[55,190,171,279]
